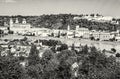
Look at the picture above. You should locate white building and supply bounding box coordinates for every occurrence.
[0,27,8,30]
[67,31,74,38]
[83,33,91,39]
[10,18,31,34]
[75,25,90,37]
[9,18,51,36]
[92,31,113,41]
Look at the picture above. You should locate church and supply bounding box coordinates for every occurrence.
[10,18,31,28]
[10,18,31,34]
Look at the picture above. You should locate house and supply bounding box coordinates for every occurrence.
[99,32,112,41]
[67,31,74,38]
[75,26,90,37]
[83,33,91,39]
[71,62,79,77]
[115,35,120,41]
[30,27,50,36]
[91,31,112,41]
[0,27,8,36]
[0,27,8,30]
[91,31,100,40]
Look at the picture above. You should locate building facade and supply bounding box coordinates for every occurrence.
[92,31,112,41]
[75,25,90,37]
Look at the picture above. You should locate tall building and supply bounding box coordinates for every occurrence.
[67,25,70,31]
[75,26,90,37]
[15,18,19,24]
[9,18,31,34]
[91,31,112,41]
[10,18,31,29]
[10,18,13,27]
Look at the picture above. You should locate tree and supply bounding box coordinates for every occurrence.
[116,53,120,57]
[0,56,27,79]
[71,43,75,50]
[73,31,76,38]
[28,44,40,65]
[77,46,120,79]
[57,31,60,38]
[57,50,77,79]
[96,14,101,16]
[81,45,89,54]
[90,36,95,40]
[8,30,14,34]
[21,36,28,41]
[111,48,116,53]
[90,14,95,17]
[40,50,59,79]
[26,64,43,79]
[59,44,68,51]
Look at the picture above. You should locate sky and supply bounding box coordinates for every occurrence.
[0,0,120,18]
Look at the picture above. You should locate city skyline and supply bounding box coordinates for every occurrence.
[0,0,120,18]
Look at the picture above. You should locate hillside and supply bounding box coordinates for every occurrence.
[0,14,120,31]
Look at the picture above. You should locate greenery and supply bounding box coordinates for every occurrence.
[0,40,120,79]
[35,39,62,46]
[0,54,27,79]
[0,14,120,31]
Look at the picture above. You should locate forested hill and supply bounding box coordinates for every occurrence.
[0,14,120,31]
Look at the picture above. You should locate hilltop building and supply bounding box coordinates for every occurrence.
[10,18,31,34]
[9,18,51,36]
[10,18,30,34]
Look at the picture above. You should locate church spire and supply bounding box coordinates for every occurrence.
[67,25,70,31]
[10,18,13,27]
[15,18,19,23]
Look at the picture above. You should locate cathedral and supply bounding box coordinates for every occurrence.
[10,18,31,34]
[10,18,31,28]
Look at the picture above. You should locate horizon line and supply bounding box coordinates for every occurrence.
[0,13,119,18]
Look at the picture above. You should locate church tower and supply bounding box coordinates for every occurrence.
[67,25,70,31]
[10,18,13,27]
[22,18,26,24]
[15,18,19,23]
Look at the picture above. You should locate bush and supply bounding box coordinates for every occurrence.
[8,30,14,34]
[111,48,116,53]
[39,39,62,46]
[90,36,94,40]
[4,39,8,42]
[116,53,120,57]
[59,44,68,51]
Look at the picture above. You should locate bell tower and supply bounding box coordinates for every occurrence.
[15,18,19,23]
[10,18,13,27]
[22,18,26,24]
[67,25,70,31]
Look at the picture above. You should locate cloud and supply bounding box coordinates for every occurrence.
[5,0,16,3]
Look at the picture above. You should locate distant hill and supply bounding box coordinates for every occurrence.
[0,14,120,31]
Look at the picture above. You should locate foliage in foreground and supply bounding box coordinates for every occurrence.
[0,44,120,79]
